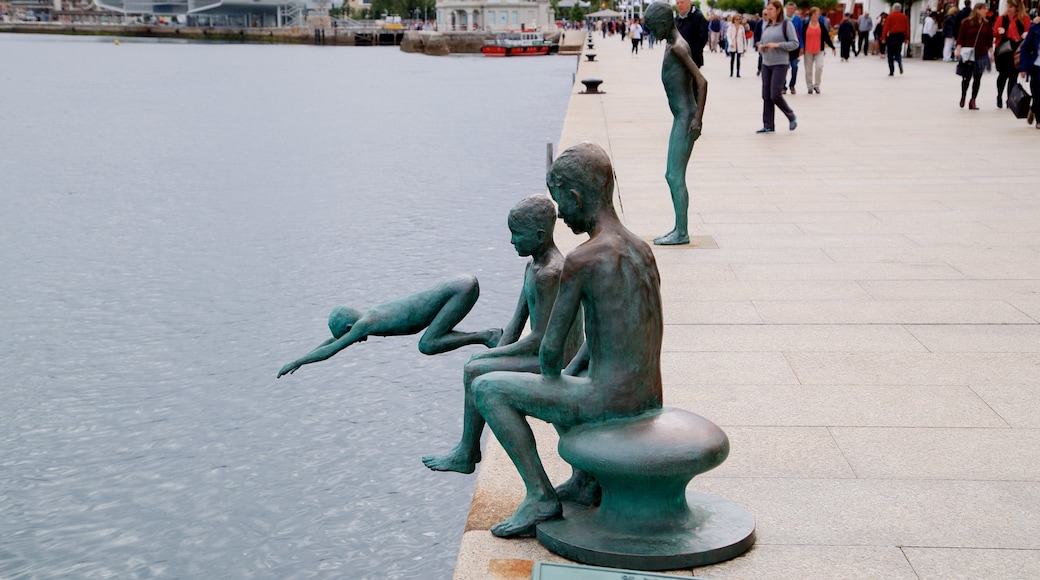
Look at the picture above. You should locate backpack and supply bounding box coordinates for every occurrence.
[782,20,799,62]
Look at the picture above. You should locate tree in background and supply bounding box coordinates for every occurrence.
[714,0,838,14]
[716,0,768,15]
[570,3,587,22]
[799,0,838,10]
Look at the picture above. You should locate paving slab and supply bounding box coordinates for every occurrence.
[829,427,1040,480]
[785,352,1040,386]
[661,279,874,301]
[667,384,1009,428]
[661,351,800,386]
[902,547,1040,580]
[693,545,918,579]
[969,384,1040,428]
[904,324,1040,352]
[453,29,1040,579]
[663,324,926,353]
[691,478,1040,549]
[732,262,966,281]
[859,279,1040,301]
[753,299,1034,324]
[699,426,857,479]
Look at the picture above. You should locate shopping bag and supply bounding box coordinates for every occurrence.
[1007,82,1032,120]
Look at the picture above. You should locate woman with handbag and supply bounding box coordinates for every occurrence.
[726,14,747,77]
[1019,15,1040,128]
[756,0,800,133]
[956,3,994,110]
[993,0,1030,108]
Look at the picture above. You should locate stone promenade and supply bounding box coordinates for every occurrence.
[453,29,1040,579]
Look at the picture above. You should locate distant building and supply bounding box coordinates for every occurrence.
[91,0,322,27]
[343,0,369,15]
[436,0,555,31]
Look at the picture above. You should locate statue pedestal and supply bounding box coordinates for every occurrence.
[536,408,755,570]
[538,491,755,571]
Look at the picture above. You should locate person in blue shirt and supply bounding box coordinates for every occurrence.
[1018,14,1040,127]
[784,2,804,94]
[709,13,722,52]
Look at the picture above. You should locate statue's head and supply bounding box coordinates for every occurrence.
[644,2,675,37]
[328,305,363,338]
[546,142,614,235]
[507,194,556,257]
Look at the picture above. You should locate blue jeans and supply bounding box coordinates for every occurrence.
[886,33,905,74]
[788,56,799,88]
[762,63,795,129]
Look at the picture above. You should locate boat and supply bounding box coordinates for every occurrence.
[481,31,556,57]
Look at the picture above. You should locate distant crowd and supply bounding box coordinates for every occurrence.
[594,0,1040,131]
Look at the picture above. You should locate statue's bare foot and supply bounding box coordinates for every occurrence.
[653,230,690,246]
[490,496,562,538]
[421,446,480,474]
[554,471,601,507]
[486,328,504,348]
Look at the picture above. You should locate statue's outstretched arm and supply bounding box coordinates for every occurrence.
[277,330,368,378]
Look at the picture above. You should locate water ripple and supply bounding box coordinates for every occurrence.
[0,35,574,579]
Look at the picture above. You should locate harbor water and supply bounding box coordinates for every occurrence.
[0,34,575,578]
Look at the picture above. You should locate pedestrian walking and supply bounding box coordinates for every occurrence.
[709,14,722,52]
[994,0,1030,109]
[675,0,709,67]
[956,3,995,110]
[857,11,873,56]
[757,0,799,133]
[802,7,835,94]
[943,7,959,61]
[783,2,803,94]
[882,3,910,75]
[874,13,887,56]
[726,14,748,77]
[754,10,766,75]
[838,13,856,60]
[630,18,643,54]
[1018,14,1040,128]
[927,12,944,60]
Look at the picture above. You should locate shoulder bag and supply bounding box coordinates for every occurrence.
[782,20,800,62]
[996,16,1014,55]
[957,24,982,77]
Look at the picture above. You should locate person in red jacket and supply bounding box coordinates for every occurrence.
[881,2,911,75]
[993,0,1030,109]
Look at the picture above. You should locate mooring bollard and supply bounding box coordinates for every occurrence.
[580,78,604,94]
[585,53,597,62]
[587,42,595,49]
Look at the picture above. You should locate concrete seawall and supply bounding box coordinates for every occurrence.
[2,23,324,44]
[1,24,569,55]
[1,23,411,46]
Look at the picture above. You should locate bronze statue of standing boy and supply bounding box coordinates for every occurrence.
[645,1,708,246]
